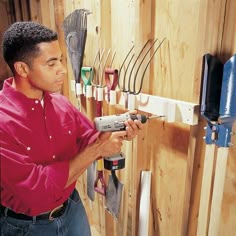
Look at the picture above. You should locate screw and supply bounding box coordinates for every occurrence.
[204,126,207,130]
[230,131,235,135]
[212,126,217,131]
[228,142,234,147]
[203,136,206,140]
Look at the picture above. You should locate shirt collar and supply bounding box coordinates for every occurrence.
[2,77,52,107]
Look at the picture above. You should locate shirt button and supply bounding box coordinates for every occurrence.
[49,136,52,139]
[52,155,56,159]
[35,100,39,104]
[27,147,31,151]
[68,130,71,134]
[31,108,35,111]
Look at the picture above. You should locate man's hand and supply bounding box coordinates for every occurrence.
[96,131,126,157]
[124,110,144,141]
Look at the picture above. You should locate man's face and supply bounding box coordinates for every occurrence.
[27,40,67,94]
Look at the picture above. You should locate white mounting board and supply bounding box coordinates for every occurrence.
[119,92,199,125]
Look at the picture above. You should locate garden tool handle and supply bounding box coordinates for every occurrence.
[105,68,118,102]
[208,147,229,235]
[97,157,104,171]
[81,67,92,91]
[94,157,106,196]
[105,69,118,90]
[197,144,216,236]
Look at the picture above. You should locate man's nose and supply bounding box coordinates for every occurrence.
[59,63,67,75]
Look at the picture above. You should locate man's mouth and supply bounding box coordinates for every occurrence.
[55,80,64,85]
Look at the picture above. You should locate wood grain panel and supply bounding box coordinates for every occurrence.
[1,0,232,235]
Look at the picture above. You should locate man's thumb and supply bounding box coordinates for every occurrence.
[98,132,112,141]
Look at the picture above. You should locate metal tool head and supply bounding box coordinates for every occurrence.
[200,54,224,122]
[105,171,123,219]
[219,54,236,123]
[87,162,96,201]
[214,54,236,147]
[63,9,91,83]
[203,54,236,147]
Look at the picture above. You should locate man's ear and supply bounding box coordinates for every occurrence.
[14,62,30,78]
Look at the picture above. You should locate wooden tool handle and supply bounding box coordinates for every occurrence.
[86,97,94,121]
[197,144,216,236]
[208,147,229,236]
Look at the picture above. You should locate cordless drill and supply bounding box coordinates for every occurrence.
[94,113,157,170]
[94,113,151,132]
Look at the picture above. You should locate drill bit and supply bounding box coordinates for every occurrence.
[147,115,165,120]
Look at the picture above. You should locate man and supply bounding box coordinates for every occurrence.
[0,21,143,236]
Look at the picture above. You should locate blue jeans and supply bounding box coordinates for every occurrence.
[0,189,91,236]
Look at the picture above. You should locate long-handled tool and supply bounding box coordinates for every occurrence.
[117,38,165,109]
[84,50,106,199]
[197,54,223,236]
[93,49,107,196]
[208,54,236,235]
[63,9,91,109]
[81,67,96,201]
[63,9,90,84]
[197,54,236,236]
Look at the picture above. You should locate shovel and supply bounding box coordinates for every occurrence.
[208,54,236,235]
[105,170,123,219]
[197,54,236,235]
[197,54,223,236]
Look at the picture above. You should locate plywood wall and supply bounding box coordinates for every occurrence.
[59,1,235,236]
[0,0,235,235]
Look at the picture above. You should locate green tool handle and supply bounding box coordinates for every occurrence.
[81,67,92,87]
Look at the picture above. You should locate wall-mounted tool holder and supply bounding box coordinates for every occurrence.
[118,92,199,125]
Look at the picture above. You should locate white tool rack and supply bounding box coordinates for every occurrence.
[119,92,199,125]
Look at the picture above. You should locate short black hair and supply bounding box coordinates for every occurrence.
[2,21,58,73]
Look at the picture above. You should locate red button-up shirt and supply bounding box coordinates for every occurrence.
[0,78,98,216]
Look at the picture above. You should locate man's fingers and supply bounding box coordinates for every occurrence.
[98,132,112,141]
[111,131,127,138]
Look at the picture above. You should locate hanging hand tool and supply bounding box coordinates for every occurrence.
[94,157,106,195]
[63,9,91,110]
[208,54,236,235]
[117,38,165,109]
[104,68,118,103]
[63,9,90,84]
[81,66,96,201]
[93,49,108,196]
[197,54,223,236]
[197,54,236,236]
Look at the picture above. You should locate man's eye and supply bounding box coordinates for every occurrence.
[48,63,55,67]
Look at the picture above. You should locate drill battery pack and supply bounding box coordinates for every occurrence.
[104,152,125,171]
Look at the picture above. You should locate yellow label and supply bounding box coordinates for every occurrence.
[97,159,103,171]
